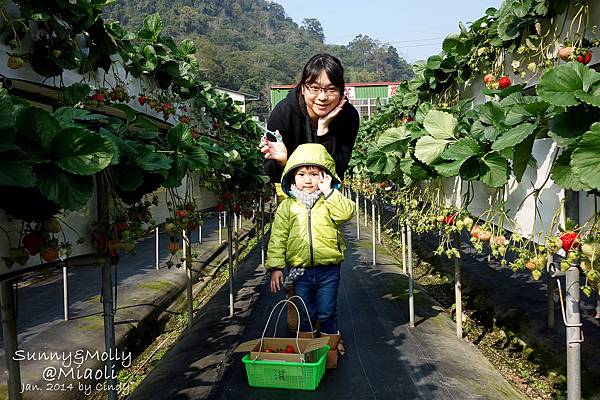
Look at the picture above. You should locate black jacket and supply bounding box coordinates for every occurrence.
[265,87,360,183]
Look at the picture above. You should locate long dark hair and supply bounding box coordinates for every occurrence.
[297,54,345,95]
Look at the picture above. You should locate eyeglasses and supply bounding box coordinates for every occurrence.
[304,84,340,96]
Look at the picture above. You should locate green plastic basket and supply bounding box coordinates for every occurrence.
[242,345,329,390]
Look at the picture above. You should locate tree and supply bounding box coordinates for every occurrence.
[301,18,325,43]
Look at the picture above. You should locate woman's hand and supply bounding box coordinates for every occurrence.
[270,270,284,293]
[259,129,288,166]
[318,172,332,194]
[317,96,347,136]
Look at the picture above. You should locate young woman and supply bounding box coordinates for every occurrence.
[261,53,360,184]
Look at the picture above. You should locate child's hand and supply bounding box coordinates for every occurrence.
[318,172,332,194]
[270,270,284,293]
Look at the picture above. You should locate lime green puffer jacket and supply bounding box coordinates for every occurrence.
[266,143,356,270]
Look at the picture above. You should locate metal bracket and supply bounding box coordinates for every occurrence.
[556,278,583,328]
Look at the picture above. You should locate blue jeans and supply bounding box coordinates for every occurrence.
[293,264,341,334]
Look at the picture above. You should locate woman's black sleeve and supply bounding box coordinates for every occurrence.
[330,105,360,178]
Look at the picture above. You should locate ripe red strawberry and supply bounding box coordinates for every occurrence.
[284,344,295,353]
[108,240,119,257]
[559,231,579,252]
[176,209,188,219]
[40,246,59,263]
[577,50,592,65]
[498,76,511,89]
[96,234,108,253]
[215,203,225,212]
[22,232,45,255]
[91,92,105,102]
[137,95,146,106]
[444,214,455,225]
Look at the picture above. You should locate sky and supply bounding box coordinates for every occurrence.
[273,0,503,63]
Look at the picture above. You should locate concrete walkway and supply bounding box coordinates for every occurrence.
[131,221,526,400]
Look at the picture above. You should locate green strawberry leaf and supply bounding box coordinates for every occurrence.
[423,110,457,140]
[135,146,172,171]
[513,133,536,182]
[551,149,589,191]
[441,137,482,161]
[575,84,600,108]
[479,152,509,188]
[377,126,410,153]
[434,158,466,177]
[35,166,94,211]
[0,160,35,187]
[415,136,451,164]
[571,122,600,190]
[537,62,600,106]
[548,105,599,147]
[367,150,397,176]
[52,128,115,175]
[492,122,537,151]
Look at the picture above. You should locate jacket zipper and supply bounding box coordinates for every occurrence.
[308,209,314,267]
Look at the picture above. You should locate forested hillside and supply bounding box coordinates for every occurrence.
[104,0,413,118]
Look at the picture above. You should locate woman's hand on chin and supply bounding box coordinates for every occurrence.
[317,96,347,136]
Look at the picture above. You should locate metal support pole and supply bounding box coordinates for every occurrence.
[155,227,159,270]
[63,266,69,320]
[565,265,581,400]
[564,189,581,400]
[199,224,202,244]
[547,256,555,329]
[101,262,117,400]
[355,193,360,240]
[97,174,117,400]
[377,199,381,244]
[363,197,367,225]
[407,224,414,328]
[371,196,376,266]
[260,198,265,267]
[183,230,193,330]
[218,212,223,243]
[402,223,407,274]
[234,212,238,233]
[227,212,234,317]
[1,280,22,400]
[454,232,463,339]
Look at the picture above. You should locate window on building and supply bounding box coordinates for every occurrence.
[348,98,388,120]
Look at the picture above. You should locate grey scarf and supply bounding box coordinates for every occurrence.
[284,185,322,286]
[289,184,322,209]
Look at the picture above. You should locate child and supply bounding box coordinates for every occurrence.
[266,143,355,367]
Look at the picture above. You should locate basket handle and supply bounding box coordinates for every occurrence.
[273,295,314,338]
[254,296,313,361]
